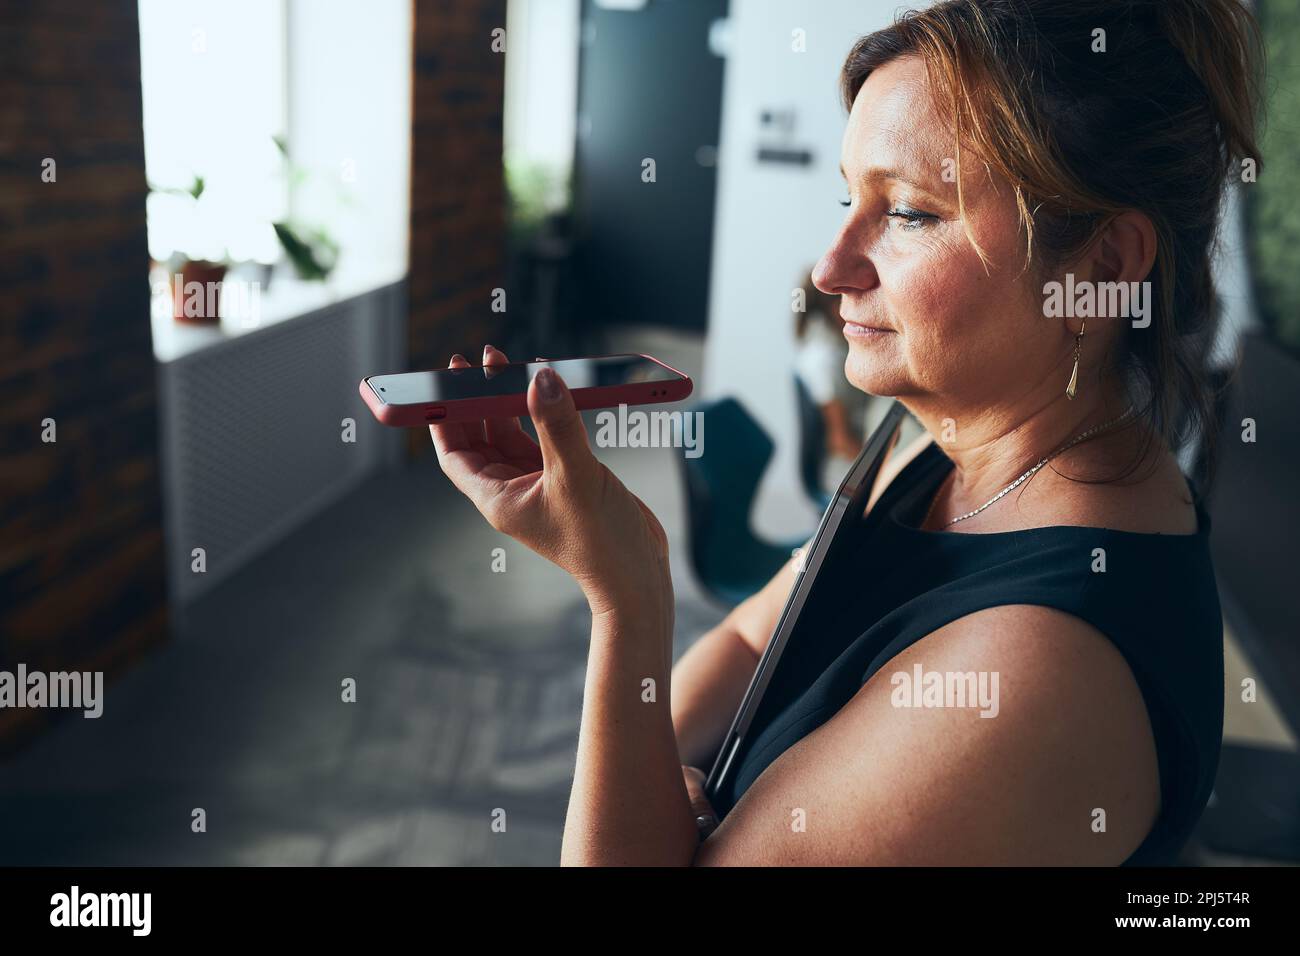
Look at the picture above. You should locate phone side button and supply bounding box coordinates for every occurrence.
[425,405,447,421]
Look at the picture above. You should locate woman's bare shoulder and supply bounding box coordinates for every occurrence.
[695,602,1160,865]
[1011,446,1199,536]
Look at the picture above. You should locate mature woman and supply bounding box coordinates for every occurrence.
[432,0,1262,865]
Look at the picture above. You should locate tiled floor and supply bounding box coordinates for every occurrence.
[0,325,736,865]
[0,422,729,866]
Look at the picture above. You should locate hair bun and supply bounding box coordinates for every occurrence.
[1154,0,1264,170]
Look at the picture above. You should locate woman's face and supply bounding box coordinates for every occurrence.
[813,56,1057,409]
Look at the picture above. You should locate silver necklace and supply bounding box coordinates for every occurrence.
[925,407,1136,527]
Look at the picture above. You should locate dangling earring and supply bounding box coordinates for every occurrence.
[1065,319,1086,400]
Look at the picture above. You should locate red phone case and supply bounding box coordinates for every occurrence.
[358,353,694,427]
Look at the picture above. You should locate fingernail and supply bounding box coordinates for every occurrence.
[536,366,562,403]
[484,344,496,357]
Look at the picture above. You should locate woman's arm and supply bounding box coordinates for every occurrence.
[428,346,696,864]
[562,596,700,866]
[671,551,803,768]
[569,598,1161,866]
[692,604,1160,865]
[669,625,760,770]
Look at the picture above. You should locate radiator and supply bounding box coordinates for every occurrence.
[157,281,406,606]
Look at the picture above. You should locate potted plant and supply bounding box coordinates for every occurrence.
[271,136,341,282]
[504,157,575,351]
[148,174,229,324]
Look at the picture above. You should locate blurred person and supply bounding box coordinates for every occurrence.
[794,271,872,467]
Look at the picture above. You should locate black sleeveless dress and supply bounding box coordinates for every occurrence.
[712,442,1224,866]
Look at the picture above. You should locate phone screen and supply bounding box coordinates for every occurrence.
[366,354,683,405]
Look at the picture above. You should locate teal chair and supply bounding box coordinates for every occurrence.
[678,396,808,607]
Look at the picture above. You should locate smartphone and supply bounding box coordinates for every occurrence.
[359,353,693,427]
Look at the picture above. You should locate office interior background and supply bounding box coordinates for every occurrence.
[2,0,1297,866]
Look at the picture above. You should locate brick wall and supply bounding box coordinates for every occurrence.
[0,0,167,749]
[408,0,509,454]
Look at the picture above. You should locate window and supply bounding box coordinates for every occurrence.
[139,0,288,265]
[139,0,412,358]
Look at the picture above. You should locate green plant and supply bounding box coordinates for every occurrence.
[149,174,205,202]
[147,174,229,265]
[1247,0,1300,354]
[273,222,339,281]
[271,135,341,281]
[505,157,570,247]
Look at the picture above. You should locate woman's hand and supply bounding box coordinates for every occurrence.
[683,765,719,841]
[429,345,671,615]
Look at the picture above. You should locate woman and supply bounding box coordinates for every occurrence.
[432,0,1262,865]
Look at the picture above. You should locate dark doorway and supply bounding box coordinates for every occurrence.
[571,0,726,336]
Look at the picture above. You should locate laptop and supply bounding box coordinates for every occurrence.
[704,400,909,800]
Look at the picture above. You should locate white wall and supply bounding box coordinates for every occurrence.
[1211,183,1260,365]
[288,0,412,284]
[704,0,898,536]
